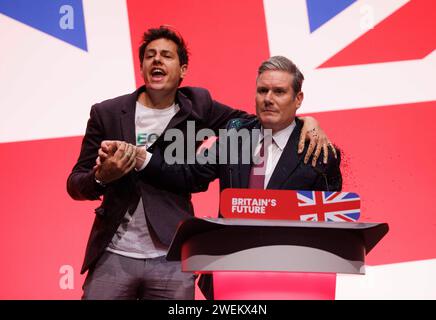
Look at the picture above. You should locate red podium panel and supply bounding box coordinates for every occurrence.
[220,188,361,222]
[213,272,336,300]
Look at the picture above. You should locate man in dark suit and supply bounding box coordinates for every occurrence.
[68,26,335,300]
[137,56,342,299]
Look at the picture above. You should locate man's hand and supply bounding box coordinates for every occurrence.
[298,116,337,166]
[93,140,121,171]
[99,140,122,162]
[94,142,137,184]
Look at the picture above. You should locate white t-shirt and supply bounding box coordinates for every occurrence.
[106,101,179,259]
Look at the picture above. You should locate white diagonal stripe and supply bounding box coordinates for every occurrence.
[336,259,436,299]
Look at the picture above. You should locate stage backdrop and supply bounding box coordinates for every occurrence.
[0,0,435,299]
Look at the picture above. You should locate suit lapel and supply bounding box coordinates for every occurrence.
[266,119,304,189]
[120,88,140,145]
[165,90,192,130]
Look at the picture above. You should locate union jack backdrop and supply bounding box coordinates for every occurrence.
[0,0,435,299]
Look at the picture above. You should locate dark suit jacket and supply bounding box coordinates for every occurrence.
[67,85,250,274]
[144,117,342,299]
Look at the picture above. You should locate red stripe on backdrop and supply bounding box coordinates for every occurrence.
[0,137,94,299]
[320,0,436,68]
[301,101,436,265]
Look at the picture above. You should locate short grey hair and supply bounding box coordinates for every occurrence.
[257,56,304,94]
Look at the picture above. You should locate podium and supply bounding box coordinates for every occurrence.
[167,217,389,299]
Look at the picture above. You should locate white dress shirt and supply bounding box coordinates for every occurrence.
[256,120,296,188]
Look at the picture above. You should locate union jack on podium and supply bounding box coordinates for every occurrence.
[297,191,361,222]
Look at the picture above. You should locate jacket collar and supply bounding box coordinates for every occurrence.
[266,118,304,189]
[120,87,142,145]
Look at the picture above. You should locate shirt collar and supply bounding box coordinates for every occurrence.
[260,120,296,151]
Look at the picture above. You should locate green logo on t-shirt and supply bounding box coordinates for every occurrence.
[137,133,160,146]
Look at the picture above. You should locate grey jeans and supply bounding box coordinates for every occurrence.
[82,251,196,300]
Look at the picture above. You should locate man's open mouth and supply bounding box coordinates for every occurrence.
[150,68,167,81]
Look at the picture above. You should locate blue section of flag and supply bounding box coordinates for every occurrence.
[345,212,360,220]
[306,0,356,33]
[324,191,335,198]
[0,0,87,51]
[298,190,313,200]
[343,192,359,200]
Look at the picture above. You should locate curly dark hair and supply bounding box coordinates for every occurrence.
[138,26,189,66]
